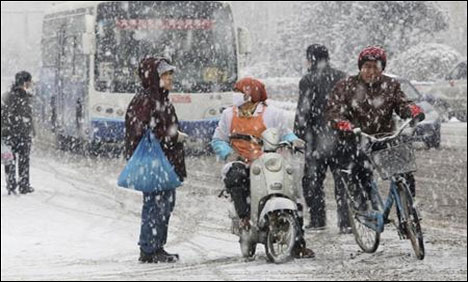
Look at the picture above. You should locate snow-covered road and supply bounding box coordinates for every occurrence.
[1,122,467,280]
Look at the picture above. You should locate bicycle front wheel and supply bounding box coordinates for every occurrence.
[345,182,381,253]
[398,182,425,260]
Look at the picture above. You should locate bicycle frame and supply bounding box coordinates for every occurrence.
[362,175,412,234]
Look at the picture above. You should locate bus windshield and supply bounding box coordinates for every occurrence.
[95,1,237,94]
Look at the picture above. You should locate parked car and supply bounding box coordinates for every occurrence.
[414,60,467,122]
[390,75,442,149]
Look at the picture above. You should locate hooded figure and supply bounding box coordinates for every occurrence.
[125,57,186,180]
[125,57,185,264]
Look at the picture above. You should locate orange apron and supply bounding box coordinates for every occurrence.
[230,105,267,163]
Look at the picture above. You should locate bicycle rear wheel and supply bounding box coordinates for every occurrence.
[398,182,425,260]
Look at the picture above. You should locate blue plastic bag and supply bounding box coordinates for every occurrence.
[118,130,182,193]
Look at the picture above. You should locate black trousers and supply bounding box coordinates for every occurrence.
[4,138,31,191]
[302,151,350,229]
[224,163,251,219]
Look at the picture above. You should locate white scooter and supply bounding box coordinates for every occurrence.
[222,128,303,264]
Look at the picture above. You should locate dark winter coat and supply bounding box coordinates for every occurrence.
[326,74,415,135]
[294,64,346,154]
[1,87,35,145]
[124,58,187,180]
[1,97,7,139]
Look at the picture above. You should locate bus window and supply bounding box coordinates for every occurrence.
[62,35,77,78]
[42,38,59,68]
[42,19,65,68]
[61,16,88,81]
[95,1,237,94]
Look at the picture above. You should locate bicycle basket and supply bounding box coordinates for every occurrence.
[370,141,417,180]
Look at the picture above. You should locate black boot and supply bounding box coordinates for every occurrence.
[153,248,179,263]
[294,246,316,259]
[138,250,154,263]
[19,186,34,194]
[6,184,17,195]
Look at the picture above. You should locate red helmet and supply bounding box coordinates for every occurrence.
[234,77,268,103]
[358,46,387,70]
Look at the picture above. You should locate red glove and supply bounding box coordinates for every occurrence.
[409,104,425,121]
[409,104,422,117]
[336,120,353,132]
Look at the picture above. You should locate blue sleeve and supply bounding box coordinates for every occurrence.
[282,132,299,143]
[211,139,233,160]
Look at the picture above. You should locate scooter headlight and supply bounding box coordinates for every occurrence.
[252,166,262,175]
[264,157,282,172]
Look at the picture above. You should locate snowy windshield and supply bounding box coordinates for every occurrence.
[399,80,421,101]
[95,1,237,94]
[447,61,467,80]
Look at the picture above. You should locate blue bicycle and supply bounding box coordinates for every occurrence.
[341,118,425,260]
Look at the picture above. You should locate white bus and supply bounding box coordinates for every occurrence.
[35,1,251,153]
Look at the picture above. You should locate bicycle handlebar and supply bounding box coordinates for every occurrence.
[353,118,416,143]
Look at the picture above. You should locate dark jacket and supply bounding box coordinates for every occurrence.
[326,74,415,135]
[124,58,187,180]
[2,87,35,144]
[294,64,346,153]
[1,96,7,139]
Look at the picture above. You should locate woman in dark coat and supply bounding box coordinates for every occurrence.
[2,71,35,195]
[125,57,187,263]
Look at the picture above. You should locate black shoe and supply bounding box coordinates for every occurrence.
[293,246,316,259]
[19,186,34,194]
[139,250,154,263]
[7,185,17,195]
[153,249,179,263]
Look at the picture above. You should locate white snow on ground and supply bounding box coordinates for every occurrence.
[1,122,467,280]
[442,121,467,149]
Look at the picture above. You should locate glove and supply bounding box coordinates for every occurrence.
[336,120,353,132]
[211,139,233,160]
[409,105,425,122]
[177,131,189,143]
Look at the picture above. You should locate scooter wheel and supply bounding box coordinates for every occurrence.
[265,212,297,264]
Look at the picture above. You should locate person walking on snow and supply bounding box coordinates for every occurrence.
[294,44,350,233]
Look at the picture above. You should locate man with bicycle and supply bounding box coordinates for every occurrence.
[326,46,425,211]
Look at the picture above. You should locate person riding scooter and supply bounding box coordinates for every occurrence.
[211,77,315,259]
